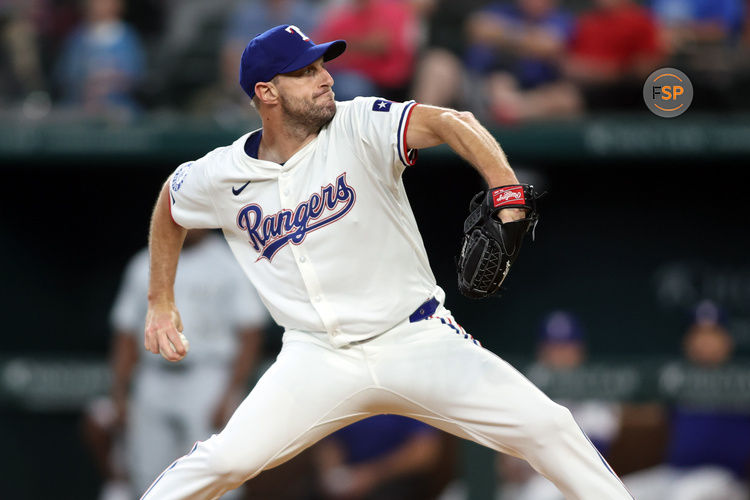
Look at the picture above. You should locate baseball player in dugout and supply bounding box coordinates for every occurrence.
[142,25,633,499]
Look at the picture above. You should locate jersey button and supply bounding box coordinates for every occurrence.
[314,296,321,302]
[283,189,290,196]
[299,256,306,263]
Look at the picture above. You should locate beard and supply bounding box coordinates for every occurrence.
[279,91,337,133]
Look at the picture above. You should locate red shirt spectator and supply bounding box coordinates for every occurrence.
[314,0,418,90]
[567,0,662,83]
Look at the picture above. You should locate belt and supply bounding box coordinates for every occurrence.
[409,297,439,323]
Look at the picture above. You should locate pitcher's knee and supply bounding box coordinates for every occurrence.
[205,439,263,486]
[523,402,578,446]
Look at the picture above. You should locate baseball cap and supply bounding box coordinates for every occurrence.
[239,24,346,99]
[690,299,727,327]
[538,311,584,343]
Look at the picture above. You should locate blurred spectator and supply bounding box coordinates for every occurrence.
[651,0,744,50]
[466,0,581,123]
[0,0,46,107]
[624,300,750,500]
[417,0,486,55]
[495,310,622,500]
[414,0,581,124]
[564,0,664,110]
[145,0,235,105]
[223,0,321,61]
[649,0,745,108]
[189,0,321,121]
[81,396,131,500]
[314,0,420,101]
[313,414,442,500]
[53,0,145,118]
[82,230,268,498]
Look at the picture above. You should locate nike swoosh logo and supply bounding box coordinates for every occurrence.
[232,181,251,196]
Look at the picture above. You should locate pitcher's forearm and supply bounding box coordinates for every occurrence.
[439,110,518,188]
[148,181,187,305]
[406,105,519,188]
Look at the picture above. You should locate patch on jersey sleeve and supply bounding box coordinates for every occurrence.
[372,99,392,112]
[171,162,194,192]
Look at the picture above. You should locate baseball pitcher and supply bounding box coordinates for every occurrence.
[141,25,633,500]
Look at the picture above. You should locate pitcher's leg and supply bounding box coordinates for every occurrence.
[140,335,375,500]
[373,316,632,500]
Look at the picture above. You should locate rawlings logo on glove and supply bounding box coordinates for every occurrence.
[492,186,525,207]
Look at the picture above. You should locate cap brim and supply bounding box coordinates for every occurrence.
[278,40,347,76]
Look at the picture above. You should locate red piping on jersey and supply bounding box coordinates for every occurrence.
[402,103,418,166]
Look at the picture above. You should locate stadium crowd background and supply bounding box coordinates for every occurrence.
[1,1,750,499]
[1,0,750,121]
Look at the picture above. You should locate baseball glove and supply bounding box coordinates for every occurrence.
[456,184,539,299]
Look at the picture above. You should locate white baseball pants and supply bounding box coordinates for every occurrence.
[140,305,632,499]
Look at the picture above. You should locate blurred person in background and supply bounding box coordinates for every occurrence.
[313,0,421,101]
[495,310,622,500]
[564,0,664,110]
[81,396,131,500]
[651,0,744,52]
[465,0,581,124]
[53,0,145,118]
[413,0,580,124]
[0,0,46,109]
[624,300,750,500]
[313,414,443,500]
[82,229,268,499]
[189,0,321,122]
[649,0,745,109]
[143,0,235,106]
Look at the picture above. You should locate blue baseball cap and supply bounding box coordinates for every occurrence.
[538,311,584,343]
[239,24,346,99]
[691,299,727,327]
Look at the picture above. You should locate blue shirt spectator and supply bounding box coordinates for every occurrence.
[315,414,441,500]
[667,410,750,479]
[332,415,435,465]
[55,0,144,115]
[652,0,745,38]
[464,1,573,89]
[624,300,750,500]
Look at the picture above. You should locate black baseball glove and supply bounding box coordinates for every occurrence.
[456,184,539,299]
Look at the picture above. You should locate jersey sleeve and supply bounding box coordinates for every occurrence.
[110,251,148,335]
[341,96,419,183]
[168,158,220,229]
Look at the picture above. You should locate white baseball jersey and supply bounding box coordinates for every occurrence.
[168,97,442,346]
[111,233,267,367]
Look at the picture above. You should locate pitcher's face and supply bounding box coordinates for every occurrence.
[275,58,337,129]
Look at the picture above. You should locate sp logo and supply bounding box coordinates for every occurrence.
[643,68,693,118]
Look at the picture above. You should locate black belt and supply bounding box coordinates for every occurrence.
[409,297,439,323]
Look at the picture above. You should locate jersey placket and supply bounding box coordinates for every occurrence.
[278,167,343,343]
